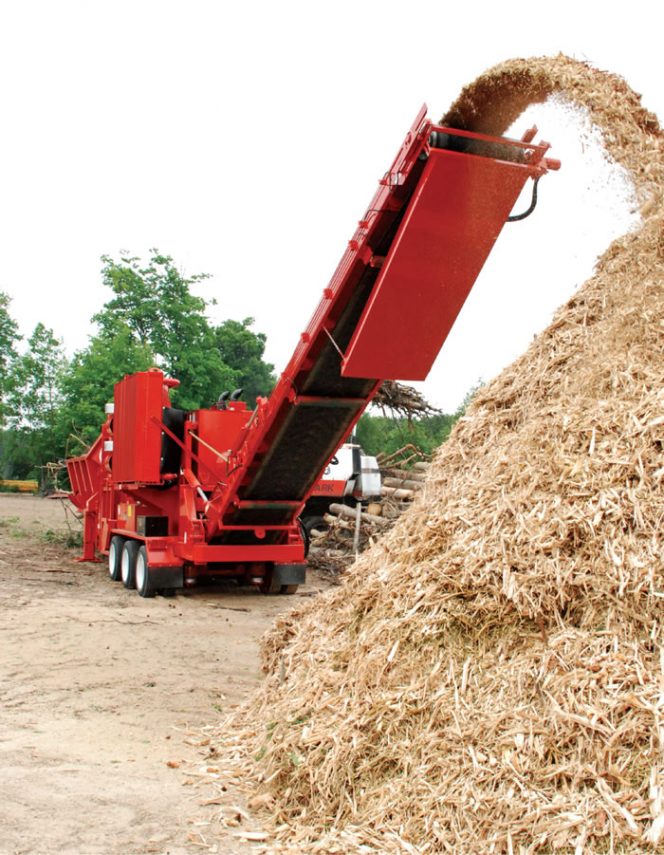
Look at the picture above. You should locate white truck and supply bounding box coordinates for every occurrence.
[301,441,381,533]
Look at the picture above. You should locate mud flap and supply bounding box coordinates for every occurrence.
[273,563,306,587]
[150,566,184,589]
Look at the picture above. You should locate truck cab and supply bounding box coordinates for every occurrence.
[302,441,381,532]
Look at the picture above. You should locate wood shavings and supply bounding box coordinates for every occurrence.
[203,55,664,853]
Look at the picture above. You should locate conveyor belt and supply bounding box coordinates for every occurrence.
[241,266,381,503]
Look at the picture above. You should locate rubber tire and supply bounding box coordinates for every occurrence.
[302,514,325,532]
[135,545,156,598]
[302,515,328,539]
[121,540,140,589]
[108,535,125,581]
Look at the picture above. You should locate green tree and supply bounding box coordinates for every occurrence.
[213,317,275,405]
[58,324,154,453]
[94,251,235,409]
[0,291,20,427]
[2,324,67,481]
[355,412,458,458]
[355,381,483,460]
[1,254,279,480]
[9,323,66,430]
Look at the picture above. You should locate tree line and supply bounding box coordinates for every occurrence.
[355,409,462,459]
[0,250,467,488]
[0,252,276,486]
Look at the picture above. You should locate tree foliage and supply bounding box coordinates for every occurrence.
[2,323,67,480]
[355,386,482,460]
[213,317,275,404]
[0,252,277,482]
[0,291,20,427]
[355,411,459,459]
[94,252,236,409]
[8,323,66,430]
[58,324,154,453]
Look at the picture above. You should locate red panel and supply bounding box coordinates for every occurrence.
[311,478,347,498]
[195,408,251,487]
[113,371,164,484]
[175,542,305,564]
[341,148,532,381]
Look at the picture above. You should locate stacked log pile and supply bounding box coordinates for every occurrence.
[309,454,429,575]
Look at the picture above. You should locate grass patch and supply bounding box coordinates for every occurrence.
[0,518,81,549]
[40,528,82,549]
[0,517,25,538]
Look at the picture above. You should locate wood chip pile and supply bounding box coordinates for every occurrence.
[212,56,664,852]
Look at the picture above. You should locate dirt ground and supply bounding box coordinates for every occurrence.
[0,495,329,855]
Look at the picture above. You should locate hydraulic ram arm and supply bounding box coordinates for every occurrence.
[204,108,559,539]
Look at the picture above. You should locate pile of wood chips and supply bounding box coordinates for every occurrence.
[211,56,664,852]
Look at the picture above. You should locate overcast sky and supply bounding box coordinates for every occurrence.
[1,1,660,411]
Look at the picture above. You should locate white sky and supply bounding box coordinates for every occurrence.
[1,0,661,411]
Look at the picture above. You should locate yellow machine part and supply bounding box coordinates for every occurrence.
[0,479,39,493]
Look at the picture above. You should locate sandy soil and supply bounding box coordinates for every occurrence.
[0,495,327,855]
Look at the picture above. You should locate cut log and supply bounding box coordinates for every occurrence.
[323,512,354,530]
[383,468,427,482]
[329,503,390,526]
[381,486,415,500]
[383,476,424,491]
[377,445,428,469]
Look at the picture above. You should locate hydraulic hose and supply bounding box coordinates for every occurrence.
[507,176,540,222]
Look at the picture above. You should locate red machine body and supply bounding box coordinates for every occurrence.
[67,108,559,597]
